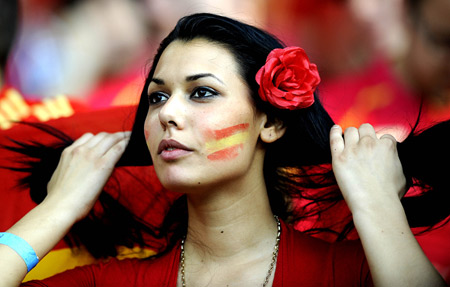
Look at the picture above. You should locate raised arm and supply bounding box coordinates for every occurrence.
[330,124,446,287]
[0,131,130,286]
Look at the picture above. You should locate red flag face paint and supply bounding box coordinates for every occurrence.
[204,123,250,161]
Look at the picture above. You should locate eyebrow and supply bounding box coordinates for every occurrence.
[149,77,162,85]
[151,73,224,86]
[186,73,224,84]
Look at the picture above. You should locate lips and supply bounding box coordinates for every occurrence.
[157,139,193,155]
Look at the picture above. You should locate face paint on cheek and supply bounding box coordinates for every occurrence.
[205,123,250,161]
[207,144,244,160]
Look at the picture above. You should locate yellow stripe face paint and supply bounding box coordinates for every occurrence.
[205,123,249,161]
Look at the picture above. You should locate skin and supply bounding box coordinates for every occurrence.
[0,131,130,286]
[330,124,445,286]
[145,39,269,195]
[0,39,445,286]
[145,39,282,285]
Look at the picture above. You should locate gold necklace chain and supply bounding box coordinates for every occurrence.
[179,215,281,287]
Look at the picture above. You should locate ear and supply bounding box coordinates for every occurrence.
[259,114,286,143]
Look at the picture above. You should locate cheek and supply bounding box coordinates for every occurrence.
[143,115,151,141]
[206,144,245,161]
[143,114,157,153]
[203,123,250,161]
[144,129,150,141]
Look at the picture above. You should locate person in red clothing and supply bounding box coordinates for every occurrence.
[0,13,448,286]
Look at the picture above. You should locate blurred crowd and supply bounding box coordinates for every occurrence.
[266,0,450,138]
[1,0,449,118]
[0,0,266,108]
[1,0,448,131]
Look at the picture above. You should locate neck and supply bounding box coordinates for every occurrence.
[177,150,280,286]
[185,176,276,261]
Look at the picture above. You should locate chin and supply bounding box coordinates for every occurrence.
[157,173,206,194]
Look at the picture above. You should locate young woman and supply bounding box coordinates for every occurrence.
[0,13,447,286]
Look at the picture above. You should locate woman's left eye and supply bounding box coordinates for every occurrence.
[190,87,218,99]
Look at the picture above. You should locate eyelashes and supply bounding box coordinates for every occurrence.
[148,91,169,105]
[148,86,219,105]
[190,86,219,99]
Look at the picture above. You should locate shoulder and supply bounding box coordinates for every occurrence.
[22,244,181,287]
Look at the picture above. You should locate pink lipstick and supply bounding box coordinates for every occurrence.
[157,139,193,161]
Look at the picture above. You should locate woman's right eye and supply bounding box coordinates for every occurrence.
[148,92,169,105]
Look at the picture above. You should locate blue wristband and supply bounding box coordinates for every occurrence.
[0,232,39,272]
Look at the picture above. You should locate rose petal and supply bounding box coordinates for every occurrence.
[255,46,319,110]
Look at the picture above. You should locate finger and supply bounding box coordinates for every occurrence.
[330,125,344,156]
[71,131,130,151]
[82,132,111,149]
[380,133,398,148]
[102,136,130,166]
[68,133,94,149]
[64,133,108,159]
[343,126,359,147]
[93,131,131,157]
[358,123,377,140]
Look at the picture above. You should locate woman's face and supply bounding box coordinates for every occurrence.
[144,39,267,192]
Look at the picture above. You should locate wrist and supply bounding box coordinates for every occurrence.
[39,195,82,225]
[5,195,82,265]
[351,197,410,234]
[347,190,403,216]
[0,233,39,272]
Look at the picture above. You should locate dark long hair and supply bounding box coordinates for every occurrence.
[120,12,339,244]
[0,0,18,71]
[4,13,450,258]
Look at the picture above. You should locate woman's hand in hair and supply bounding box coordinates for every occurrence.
[45,131,131,221]
[0,131,131,286]
[330,124,446,286]
[329,123,406,214]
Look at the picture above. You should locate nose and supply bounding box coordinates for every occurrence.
[158,93,186,131]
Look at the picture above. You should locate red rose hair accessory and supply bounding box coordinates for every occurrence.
[255,46,321,110]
